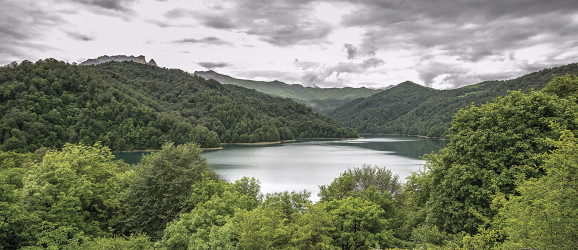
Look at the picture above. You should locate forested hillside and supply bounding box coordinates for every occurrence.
[330,63,578,137]
[0,59,357,152]
[2,75,577,249]
[195,70,379,113]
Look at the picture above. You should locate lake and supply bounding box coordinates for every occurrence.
[114,135,447,201]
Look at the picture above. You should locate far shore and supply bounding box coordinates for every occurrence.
[300,137,363,140]
[221,140,297,146]
[112,137,369,153]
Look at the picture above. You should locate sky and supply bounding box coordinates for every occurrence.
[2,0,578,89]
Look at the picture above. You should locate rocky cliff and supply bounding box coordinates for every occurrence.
[80,55,158,66]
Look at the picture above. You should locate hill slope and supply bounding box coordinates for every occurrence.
[0,59,357,152]
[329,63,578,137]
[194,70,379,113]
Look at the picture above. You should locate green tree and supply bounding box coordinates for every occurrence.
[425,90,578,234]
[319,164,402,202]
[326,197,394,249]
[542,74,578,100]
[160,177,261,249]
[290,202,337,249]
[124,142,217,239]
[19,143,131,248]
[79,234,153,250]
[493,128,578,249]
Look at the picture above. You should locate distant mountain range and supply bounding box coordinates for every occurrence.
[194,70,379,113]
[329,63,578,138]
[80,55,158,66]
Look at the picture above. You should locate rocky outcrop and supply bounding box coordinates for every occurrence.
[80,55,158,66]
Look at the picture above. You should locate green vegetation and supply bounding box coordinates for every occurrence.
[330,63,578,137]
[195,70,379,113]
[1,67,577,249]
[0,59,357,152]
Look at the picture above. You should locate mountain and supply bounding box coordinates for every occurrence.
[330,63,578,137]
[80,55,158,66]
[0,59,357,152]
[194,70,379,113]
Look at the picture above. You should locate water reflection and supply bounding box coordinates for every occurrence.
[113,135,447,202]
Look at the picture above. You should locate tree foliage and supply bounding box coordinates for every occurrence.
[124,142,217,239]
[0,59,358,152]
[423,90,578,234]
[493,128,578,249]
[18,143,131,248]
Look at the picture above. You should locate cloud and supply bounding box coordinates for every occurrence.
[343,43,357,59]
[294,59,320,70]
[0,0,63,64]
[172,37,230,46]
[198,62,229,69]
[362,58,384,68]
[67,0,136,12]
[339,0,578,87]
[296,57,386,87]
[166,1,332,47]
[65,31,95,41]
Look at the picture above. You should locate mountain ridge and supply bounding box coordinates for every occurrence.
[329,63,578,137]
[194,70,379,113]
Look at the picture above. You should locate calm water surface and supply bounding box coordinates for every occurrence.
[114,135,447,201]
[204,135,446,201]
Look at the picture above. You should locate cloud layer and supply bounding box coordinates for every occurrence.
[1,0,577,89]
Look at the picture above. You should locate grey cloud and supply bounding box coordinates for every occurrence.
[0,1,64,65]
[247,21,332,47]
[65,31,95,41]
[341,0,578,87]
[294,59,320,70]
[173,37,230,46]
[236,70,301,84]
[68,0,136,12]
[297,57,386,87]
[343,44,357,59]
[362,58,384,68]
[198,62,229,69]
[170,0,332,47]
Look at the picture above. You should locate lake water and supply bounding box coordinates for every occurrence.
[114,135,447,201]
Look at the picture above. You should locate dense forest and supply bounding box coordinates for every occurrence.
[1,75,576,249]
[330,63,578,137]
[195,70,379,113]
[0,59,358,152]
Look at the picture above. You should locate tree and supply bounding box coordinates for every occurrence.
[425,90,578,234]
[160,177,261,249]
[319,164,402,201]
[493,128,578,249]
[124,142,217,239]
[326,197,394,249]
[290,202,337,249]
[542,74,578,100]
[19,143,131,248]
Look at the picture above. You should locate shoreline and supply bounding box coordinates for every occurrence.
[359,133,449,140]
[221,140,297,146]
[112,137,369,153]
[299,137,363,140]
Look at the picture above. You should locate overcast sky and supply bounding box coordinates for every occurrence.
[2,0,578,89]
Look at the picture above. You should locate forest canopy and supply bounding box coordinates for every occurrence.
[0,59,358,152]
